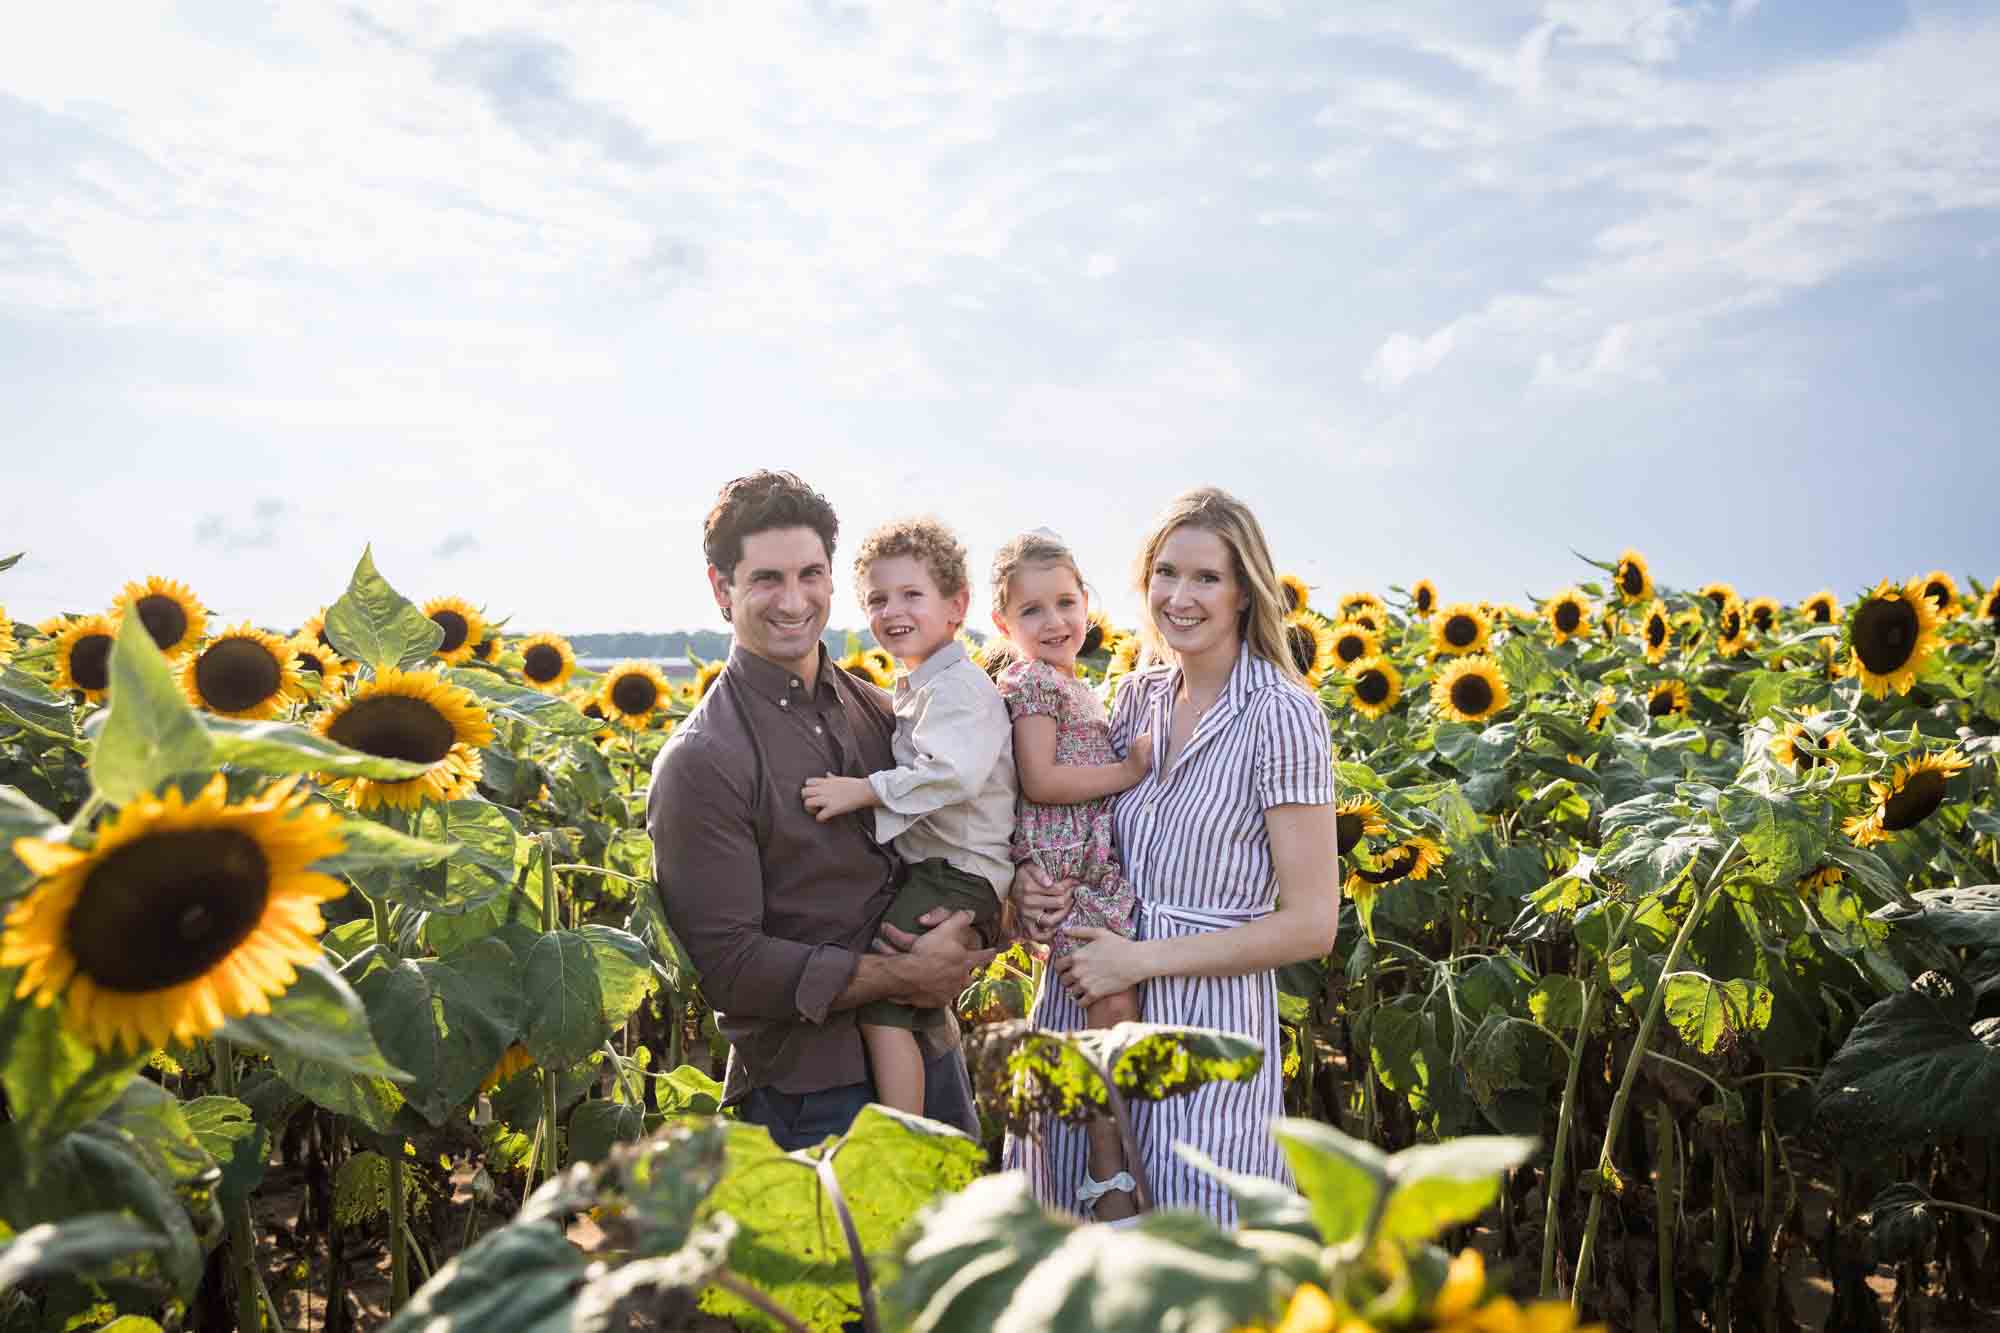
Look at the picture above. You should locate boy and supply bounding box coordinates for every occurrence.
[802,517,1016,1114]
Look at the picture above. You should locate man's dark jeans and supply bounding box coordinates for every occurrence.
[739,1045,979,1151]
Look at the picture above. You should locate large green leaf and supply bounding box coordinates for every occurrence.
[571,1217,736,1332]
[1270,1118,1387,1247]
[1717,786,1824,886]
[369,798,521,915]
[1815,973,2000,1155]
[206,716,431,782]
[324,546,444,671]
[88,617,213,806]
[317,817,458,876]
[991,1021,1264,1127]
[1375,1135,1536,1246]
[577,924,658,1029]
[0,667,76,740]
[1175,1144,1317,1238]
[224,958,409,1080]
[1873,886,2000,950]
[0,785,62,903]
[1663,972,1772,1055]
[181,1095,266,1211]
[382,1221,585,1333]
[446,669,599,735]
[0,982,148,1158]
[358,948,517,1126]
[522,928,647,1071]
[0,1213,166,1293]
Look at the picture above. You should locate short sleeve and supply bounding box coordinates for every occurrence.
[997,658,1068,722]
[1252,687,1335,811]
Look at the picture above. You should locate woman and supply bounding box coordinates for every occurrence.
[1008,486,1340,1223]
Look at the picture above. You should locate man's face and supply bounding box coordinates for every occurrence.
[710,526,832,672]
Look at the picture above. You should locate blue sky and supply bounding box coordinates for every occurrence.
[3,1,1996,637]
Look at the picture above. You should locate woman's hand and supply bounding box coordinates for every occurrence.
[1009,861,1078,945]
[1053,926,1151,1006]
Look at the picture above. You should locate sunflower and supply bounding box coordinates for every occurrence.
[838,649,894,689]
[470,633,502,663]
[1745,596,1780,635]
[1342,835,1447,909]
[1714,598,1751,658]
[1613,549,1652,603]
[1699,582,1737,612]
[1543,588,1592,645]
[1797,864,1845,896]
[1324,619,1377,671]
[480,1042,535,1094]
[516,633,577,693]
[564,688,618,743]
[1646,679,1690,718]
[1844,579,1939,699]
[180,623,302,721]
[600,661,672,729]
[1842,750,1970,847]
[1284,613,1339,685]
[1107,637,1142,679]
[1980,582,2000,629]
[1430,1248,1607,1333]
[421,596,485,667]
[1800,590,1840,625]
[1918,570,1961,619]
[287,635,353,694]
[1080,608,1119,657]
[1639,600,1672,664]
[1432,656,1509,724]
[110,576,206,658]
[2,775,347,1053]
[52,614,117,703]
[1338,591,1386,624]
[1334,797,1388,856]
[1431,604,1492,658]
[1348,656,1402,721]
[0,608,14,667]
[691,659,726,700]
[1586,685,1616,732]
[1410,579,1438,618]
[314,668,494,811]
[1278,573,1311,616]
[1771,710,1845,771]
[863,647,896,680]
[300,608,338,653]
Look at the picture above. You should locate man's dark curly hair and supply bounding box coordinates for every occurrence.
[702,471,840,579]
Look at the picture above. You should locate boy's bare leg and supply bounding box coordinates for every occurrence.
[1082,989,1142,1220]
[862,1023,927,1114]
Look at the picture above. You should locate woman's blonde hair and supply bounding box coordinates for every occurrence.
[989,529,1086,621]
[1131,487,1304,686]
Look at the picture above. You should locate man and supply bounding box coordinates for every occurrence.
[647,471,999,1149]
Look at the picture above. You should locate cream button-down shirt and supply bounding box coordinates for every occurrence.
[866,641,1017,899]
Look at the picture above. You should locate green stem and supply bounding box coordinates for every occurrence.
[1760,1076,1780,1328]
[1656,1101,1677,1333]
[1573,838,1744,1306]
[539,841,561,1182]
[386,1148,409,1311]
[213,1040,264,1333]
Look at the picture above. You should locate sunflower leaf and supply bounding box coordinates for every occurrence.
[0,975,149,1156]
[318,819,458,876]
[326,546,444,672]
[88,617,214,806]
[206,717,432,781]
[0,665,77,740]
[356,950,516,1127]
[0,1213,167,1293]
[445,670,599,736]
[0,784,63,904]
[0,552,19,573]
[382,1220,586,1333]
[231,958,410,1084]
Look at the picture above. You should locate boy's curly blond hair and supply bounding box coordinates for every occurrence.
[852,516,970,606]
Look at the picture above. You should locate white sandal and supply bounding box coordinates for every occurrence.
[1077,1170,1138,1219]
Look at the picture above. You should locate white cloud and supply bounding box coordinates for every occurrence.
[1365,324,1458,389]
[1086,252,1120,278]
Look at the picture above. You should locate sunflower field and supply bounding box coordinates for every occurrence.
[2,546,1999,1332]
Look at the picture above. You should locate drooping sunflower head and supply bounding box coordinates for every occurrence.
[481,1042,535,1094]
[1431,655,1509,724]
[1325,618,1378,670]
[1841,749,1970,847]
[1352,835,1447,888]
[1641,600,1672,664]
[1714,598,1751,658]
[516,633,577,693]
[1918,570,1961,619]
[1080,607,1118,657]
[1,775,348,1053]
[1338,591,1387,624]
[181,623,302,721]
[52,614,117,703]
[1284,613,1339,685]
[1278,573,1311,616]
[1745,596,1780,635]
[470,633,502,663]
[1586,684,1616,733]
[1410,579,1438,617]
[1844,579,1940,699]
[692,659,726,700]
[1613,550,1652,602]
[1980,582,2000,629]
[601,661,672,729]
[1797,864,1845,897]
[421,596,485,667]
[110,576,207,658]
[1801,590,1840,625]
[1348,655,1402,721]
[1646,679,1690,719]
[288,634,353,695]
[1543,588,1592,644]
[1431,603,1492,657]
[1699,582,1738,612]
[1334,796,1388,856]
[313,668,494,810]
[1772,710,1845,772]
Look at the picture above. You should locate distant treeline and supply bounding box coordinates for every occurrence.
[568,630,880,660]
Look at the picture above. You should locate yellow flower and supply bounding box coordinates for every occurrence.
[1843,579,1939,699]
[1286,614,1340,686]
[1917,570,1960,619]
[1842,750,1970,847]
[1348,656,1402,721]
[600,661,672,729]
[1410,579,1438,618]
[180,623,303,720]
[470,633,502,663]
[314,668,494,810]
[1714,598,1751,658]
[1586,684,1616,732]
[1081,607,1120,657]
[692,659,726,700]
[1613,549,1652,602]
[2,775,346,1053]
[1646,679,1690,719]
[480,1042,534,1093]
[288,634,354,694]
[1797,864,1844,896]
[1338,591,1387,624]
[110,576,206,658]
[1976,581,2000,628]
[838,649,896,689]
[1279,573,1312,616]
[1432,655,1508,723]
[1800,590,1840,625]
[1431,604,1492,658]
[1636,600,1671,665]
[52,614,117,703]
[1107,637,1142,679]
[1771,710,1844,771]
[1542,588,1592,645]
[1699,581,1738,612]
[421,596,485,667]
[1324,619,1377,669]
[516,633,577,693]
[1342,835,1446,910]
[1335,796,1389,856]
[1745,596,1780,635]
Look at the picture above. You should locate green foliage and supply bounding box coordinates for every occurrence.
[1815,972,2000,1156]
[87,618,211,807]
[324,546,444,671]
[357,947,520,1127]
[0,1216,165,1294]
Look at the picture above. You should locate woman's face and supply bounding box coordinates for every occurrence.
[1147,524,1246,660]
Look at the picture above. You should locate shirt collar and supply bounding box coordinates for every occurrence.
[727,641,837,706]
[898,639,968,693]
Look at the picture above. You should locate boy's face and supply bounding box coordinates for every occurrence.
[862,554,967,671]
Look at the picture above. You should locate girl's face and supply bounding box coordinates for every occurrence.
[995,561,1090,671]
[1147,524,1245,661]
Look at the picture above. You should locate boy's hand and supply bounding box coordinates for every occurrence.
[802,773,878,822]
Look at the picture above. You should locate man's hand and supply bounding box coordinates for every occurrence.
[802,773,877,822]
[872,909,996,1007]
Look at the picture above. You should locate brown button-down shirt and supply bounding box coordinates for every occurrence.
[646,642,954,1105]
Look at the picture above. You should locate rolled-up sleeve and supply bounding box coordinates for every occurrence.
[868,676,1011,842]
[1252,689,1336,810]
[649,741,859,1022]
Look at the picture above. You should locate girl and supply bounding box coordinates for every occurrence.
[989,529,1153,1221]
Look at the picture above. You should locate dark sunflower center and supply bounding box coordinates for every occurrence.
[1287,625,1316,674]
[1355,669,1390,705]
[473,637,497,661]
[1722,611,1742,640]
[1752,605,1775,632]
[135,594,190,650]
[584,701,606,721]
[326,694,456,764]
[1360,848,1417,884]
[1793,729,1833,769]
[1882,770,1948,832]
[66,829,270,992]
[610,673,659,716]
[522,644,565,682]
[431,610,470,654]
[1282,584,1302,614]
[296,651,326,677]
[1853,597,1919,674]
[1335,633,1368,664]
[1647,617,1667,648]
[1809,600,1833,624]
[1443,615,1478,648]
[1554,602,1581,633]
[70,633,114,692]
[1416,589,1433,614]
[1649,687,1678,717]
[317,625,336,650]
[1082,623,1105,656]
[1336,812,1364,855]
[1925,581,1950,607]
[1449,673,1494,716]
[1619,564,1643,596]
[195,638,284,712]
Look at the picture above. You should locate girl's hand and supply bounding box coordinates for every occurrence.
[1124,731,1155,780]
[1053,926,1150,1006]
[802,773,877,821]
[1010,861,1077,944]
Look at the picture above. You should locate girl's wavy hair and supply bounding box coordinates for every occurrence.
[1130,487,1304,687]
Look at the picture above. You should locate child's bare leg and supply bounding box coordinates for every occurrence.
[1082,988,1142,1220]
[862,1023,926,1114]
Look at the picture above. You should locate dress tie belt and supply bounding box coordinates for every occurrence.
[1139,902,1271,934]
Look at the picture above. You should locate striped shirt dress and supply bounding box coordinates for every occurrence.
[1003,643,1335,1224]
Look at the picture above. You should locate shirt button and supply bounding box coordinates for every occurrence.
[815,724,824,734]
[779,699,789,708]
[791,678,802,688]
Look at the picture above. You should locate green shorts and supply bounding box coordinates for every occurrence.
[856,858,1003,1030]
